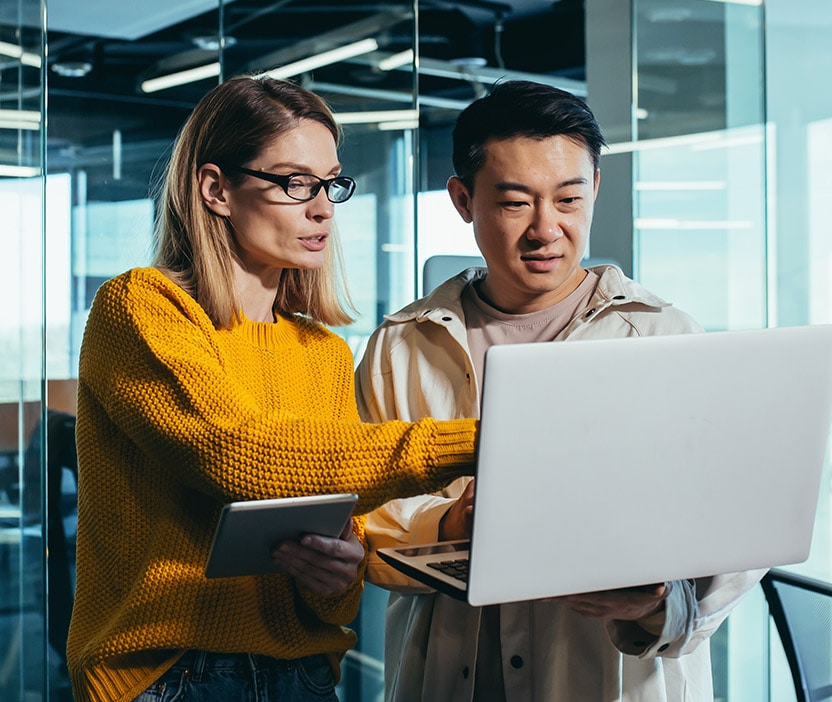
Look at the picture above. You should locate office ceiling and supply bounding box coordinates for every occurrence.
[0,0,738,179]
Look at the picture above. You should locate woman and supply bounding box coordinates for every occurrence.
[66,75,477,702]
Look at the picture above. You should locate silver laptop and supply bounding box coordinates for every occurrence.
[378,325,832,606]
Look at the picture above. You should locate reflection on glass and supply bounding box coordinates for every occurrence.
[633,1,768,700]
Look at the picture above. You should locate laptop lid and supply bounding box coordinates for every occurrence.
[462,325,832,606]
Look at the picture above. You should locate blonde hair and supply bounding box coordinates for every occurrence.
[152,75,355,329]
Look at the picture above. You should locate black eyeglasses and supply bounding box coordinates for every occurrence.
[224,165,356,203]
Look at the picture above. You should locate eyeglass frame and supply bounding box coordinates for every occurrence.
[221,165,356,203]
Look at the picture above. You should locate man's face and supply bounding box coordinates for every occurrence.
[448,134,599,315]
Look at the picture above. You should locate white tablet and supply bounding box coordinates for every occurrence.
[205,493,359,578]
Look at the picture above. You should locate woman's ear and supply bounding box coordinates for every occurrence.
[447,176,474,223]
[198,163,232,217]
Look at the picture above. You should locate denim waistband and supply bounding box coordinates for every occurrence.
[170,650,321,676]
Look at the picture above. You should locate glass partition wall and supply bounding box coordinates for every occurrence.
[2,0,830,700]
[0,0,48,699]
[632,3,769,700]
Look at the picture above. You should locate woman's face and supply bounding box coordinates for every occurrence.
[213,119,343,278]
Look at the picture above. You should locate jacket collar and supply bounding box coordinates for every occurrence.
[589,264,670,310]
[382,263,669,324]
[383,267,485,323]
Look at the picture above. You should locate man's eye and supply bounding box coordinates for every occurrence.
[500,200,527,208]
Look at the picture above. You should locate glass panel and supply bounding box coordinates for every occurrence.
[415,0,589,293]
[43,0,419,699]
[0,0,47,698]
[766,0,832,587]
[632,0,766,333]
[632,1,768,700]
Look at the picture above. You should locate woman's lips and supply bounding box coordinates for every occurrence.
[299,234,328,252]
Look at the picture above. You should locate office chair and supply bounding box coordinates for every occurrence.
[421,254,622,295]
[761,567,832,702]
[21,410,77,698]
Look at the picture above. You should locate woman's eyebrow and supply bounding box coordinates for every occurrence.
[264,161,343,175]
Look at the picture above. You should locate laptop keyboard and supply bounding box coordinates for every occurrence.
[427,558,469,583]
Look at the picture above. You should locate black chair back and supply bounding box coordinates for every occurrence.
[762,568,832,702]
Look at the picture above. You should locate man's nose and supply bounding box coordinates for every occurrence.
[527,204,564,243]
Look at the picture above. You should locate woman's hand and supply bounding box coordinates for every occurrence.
[271,518,365,597]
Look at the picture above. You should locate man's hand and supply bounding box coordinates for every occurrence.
[557,582,670,621]
[439,479,476,540]
[271,518,364,597]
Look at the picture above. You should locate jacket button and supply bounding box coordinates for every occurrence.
[613,295,626,300]
[442,316,452,321]
[462,666,470,678]
[585,308,596,317]
[510,655,523,669]
[658,644,669,652]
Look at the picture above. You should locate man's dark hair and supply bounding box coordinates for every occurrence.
[451,80,607,190]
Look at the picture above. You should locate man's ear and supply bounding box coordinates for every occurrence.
[593,168,601,202]
[198,163,232,217]
[447,176,474,224]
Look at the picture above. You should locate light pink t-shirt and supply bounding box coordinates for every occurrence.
[460,269,600,700]
[462,269,600,393]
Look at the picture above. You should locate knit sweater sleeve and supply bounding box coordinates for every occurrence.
[78,270,476,515]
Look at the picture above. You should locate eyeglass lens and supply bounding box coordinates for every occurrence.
[289,174,354,203]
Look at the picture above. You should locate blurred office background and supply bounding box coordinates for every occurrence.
[0,0,829,699]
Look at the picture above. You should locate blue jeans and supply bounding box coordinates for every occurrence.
[132,650,339,701]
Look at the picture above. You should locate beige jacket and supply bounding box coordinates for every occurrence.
[356,265,765,702]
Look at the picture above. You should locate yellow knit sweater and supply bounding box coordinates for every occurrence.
[67,267,477,702]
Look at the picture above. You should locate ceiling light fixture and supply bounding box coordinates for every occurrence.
[257,38,379,80]
[141,61,221,93]
[0,40,42,68]
[635,181,726,191]
[334,108,418,125]
[377,49,414,72]
[0,165,40,177]
[703,0,762,6]
[51,61,93,78]
[192,35,237,51]
[635,218,754,230]
[0,109,41,131]
[377,120,420,131]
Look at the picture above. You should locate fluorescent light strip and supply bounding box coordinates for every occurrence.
[141,62,221,93]
[704,0,762,6]
[606,128,763,155]
[0,165,40,177]
[334,109,418,125]
[377,119,419,131]
[258,38,379,80]
[0,109,41,130]
[691,133,763,151]
[0,40,42,68]
[635,181,726,191]
[636,218,754,230]
[377,49,414,72]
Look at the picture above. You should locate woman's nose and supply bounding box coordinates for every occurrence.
[308,187,335,219]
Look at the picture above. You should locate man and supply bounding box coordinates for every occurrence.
[356,80,763,702]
